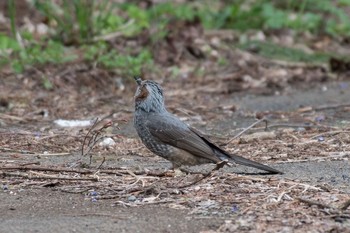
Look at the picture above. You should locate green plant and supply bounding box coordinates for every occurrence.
[197,0,350,37]
[33,0,121,44]
[41,75,53,90]
[83,42,153,76]
[238,40,330,63]
[1,37,76,73]
[8,0,16,38]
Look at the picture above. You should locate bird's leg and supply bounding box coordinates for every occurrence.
[162,163,186,177]
[175,162,227,189]
[199,160,228,177]
[171,163,188,177]
[212,160,228,171]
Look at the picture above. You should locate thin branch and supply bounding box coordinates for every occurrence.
[0,165,92,174]
[225,117,267,145]
[341,199,350,211]
[297,197,333,209]
[0,171,98,181]
[309,130,350,140]
[82,118,99,156]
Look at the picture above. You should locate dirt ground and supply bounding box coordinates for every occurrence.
[1,1,350,231]
[1,74,350,232]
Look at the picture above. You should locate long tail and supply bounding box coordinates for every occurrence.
[226,153,282,174]
[192,128,282,174]
[208,140,282,174]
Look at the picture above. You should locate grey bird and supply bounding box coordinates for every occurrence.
[133,77,282,174]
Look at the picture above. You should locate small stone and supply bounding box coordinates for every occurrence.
[296,127,306,132]
[128,195,137,202]
[342,174,349,181]
[231,204,239,213]
[99,137,116,147]
[90,191,98,196]
[315,115,325,122]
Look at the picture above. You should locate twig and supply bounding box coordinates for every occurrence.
[97,157,106,170]
[82,118,99,156]
[36,134,80,141]
[297,197,333,210]
[65,213,129,219]
[176,161,227,189]
[176,173,212,189]
[113,199,174,207]
[114,200,138,207]
[341,199,350,211]
[225,117,267,144]
[0,148,35,154]
[0,165,168,177]
[0,171,98,181]
[0,113,26,122]
[309,130,350,140]
[19,162,41,166]
[0,165,92,174]
[81,118,113,165]
[315,103,350,111]
[35,152,71,156]
[266,123,323,129]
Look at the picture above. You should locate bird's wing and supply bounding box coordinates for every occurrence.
[147,114,282,174]
[146,115,221,163]
[191,126,282,174]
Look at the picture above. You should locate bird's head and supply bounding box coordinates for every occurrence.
[134,77,166,113]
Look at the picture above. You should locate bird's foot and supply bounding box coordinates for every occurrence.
[162,167,188,177]
[213,160,228,171]
[174,168,187,177]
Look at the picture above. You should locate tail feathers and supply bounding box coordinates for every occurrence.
[226,153,282,174]
[191,128,282,174]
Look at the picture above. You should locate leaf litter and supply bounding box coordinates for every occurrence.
[1,110,350,231]
[1,3,350,231]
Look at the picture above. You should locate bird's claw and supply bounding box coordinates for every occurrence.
[213,160,228,171]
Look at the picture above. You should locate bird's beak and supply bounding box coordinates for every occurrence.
[134,76,142,86]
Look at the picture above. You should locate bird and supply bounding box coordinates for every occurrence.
[133,76,282,174]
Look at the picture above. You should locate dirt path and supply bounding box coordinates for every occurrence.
[1,189,224,233]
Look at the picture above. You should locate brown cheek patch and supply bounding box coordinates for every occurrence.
[136,86,149,101]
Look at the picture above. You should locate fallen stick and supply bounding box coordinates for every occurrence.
[297,197,333,209]
[0,165,170,177]
[341,199,350,211]
[309,130,350,140]
[225,117,267,145]
[0,171,98,181]
[0,165,92,174]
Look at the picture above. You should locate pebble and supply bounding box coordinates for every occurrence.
[99,137,116,147]
[128,195,137,202]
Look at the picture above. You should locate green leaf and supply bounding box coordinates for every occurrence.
[0,34,20,50]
